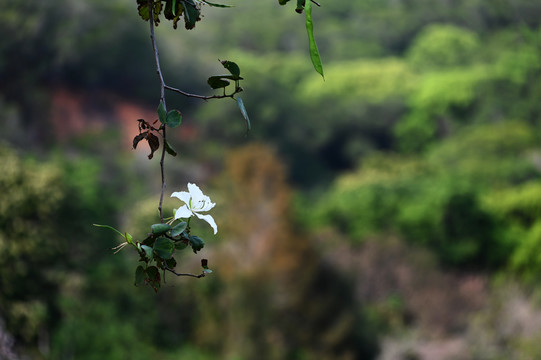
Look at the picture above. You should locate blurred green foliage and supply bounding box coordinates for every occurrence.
[2,0,541,358]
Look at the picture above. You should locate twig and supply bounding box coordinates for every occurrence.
[164,266,206,278]
[165,84,242,100]
[311,0,321,6]
[149,0,167,222]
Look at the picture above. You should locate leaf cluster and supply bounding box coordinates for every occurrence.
[137,0,231,30]
[95,221,210,292]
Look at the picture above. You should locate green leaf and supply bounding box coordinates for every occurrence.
[164,140,177,156]
[165,257,177,269]
[137,1,150,21]
[278,0,291,4]
[135,265,146,286]
[171,222,188,237]
[151,223,172,235]
[305,0,324,78]
[202,0,234,7]
[296,0,305,13]
[93,224,124,238]
[175,241,188,250]
[125,232,134,245]
[221,60,241,79]
[189,235,205,253]
[207,76,230,89]
[157,101,167,124]
[141,244,154,259]
[166,109,182,128]
[236,97,251,133]
[182,0,201,29]
[154,237,175,259]
[146,266,161,292]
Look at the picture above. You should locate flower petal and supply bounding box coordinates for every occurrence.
[194,212,218,234]
[187,183,205,202]
[171,191,191,206]
[174,205,193,220]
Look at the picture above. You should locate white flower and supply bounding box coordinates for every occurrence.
[171,183,217,234]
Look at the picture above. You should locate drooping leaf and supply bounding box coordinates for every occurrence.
[236,97,251,133]
[133,133,147,150]
[154,237,175,259]
[189,235,205,253]
[153,0,163,24]
[151,223,172,235]
[147,132,160,159]
[182,0,201,29]
[145,266,161,292]
[295,0,305,13]
[207,76,230,89]
[135,265,146,286]
[221,60,241,79]
[137,0,150,21]
[166,109,182,128]
[157,101,167,124]
[164,140,177,156]
[171,222,188,237]
[305,0,324,78]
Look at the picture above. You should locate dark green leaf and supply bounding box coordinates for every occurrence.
[141,244,154,259]
[220,60,241,79]
[157,101,167,124]
[147,132,160,160]
[146,266,161,292]
[305,0,324,78]
[182,0,201,29]
[278,0,290,4]
[166,109,182,128]
[135,265,146,286]
[189,235,205,253]
[175,241,188,250]
[151,223,171,235]
[207,76,230,89]
[296,0,305,13]
[236,97,251,133]
[171,222,187,237]
[164,140,177,156]
[154,237,175,259]
[165,257,177,269]
[132,133,147,150]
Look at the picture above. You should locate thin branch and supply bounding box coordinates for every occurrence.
[164,84,243,100]
[165,266,206,278]
[149,0,168,222]
[311,0,321,6]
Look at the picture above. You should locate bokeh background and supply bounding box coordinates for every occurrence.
[2,0,541,359]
